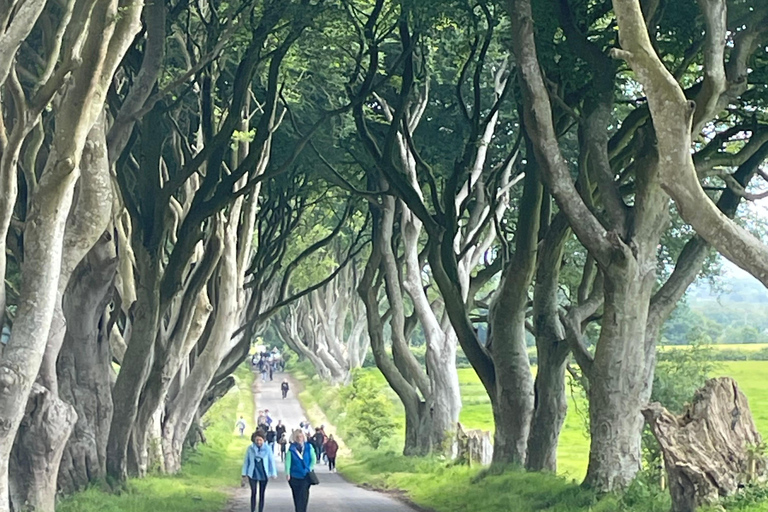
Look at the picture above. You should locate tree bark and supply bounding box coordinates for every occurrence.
[526,211,570,472]
[358,201,431,457]
[486,167,541,467]
[10,109,114,509]
[8,385,77,512]
[424,329,462,448]
[106,253,161,481]
[131,230,222,476]
[401,208,461,449]
[583,264,657,490]
[56,234,117,494]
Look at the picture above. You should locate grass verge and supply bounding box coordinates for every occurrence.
[56,364,254,512]
[290,360,768,512]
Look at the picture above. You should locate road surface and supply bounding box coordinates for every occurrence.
[223,372,417,512]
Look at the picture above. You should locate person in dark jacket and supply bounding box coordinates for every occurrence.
[324,435,339,472]
[266,427,276,453]
[281,379,290,399]
[285,430,316,512]
[275,421,286,452]
[279,432,288,461]
[241,431,278,512]
[311,428,325,460]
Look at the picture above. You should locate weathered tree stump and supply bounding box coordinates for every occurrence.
[642,377,766,512]
[454,422,493,467]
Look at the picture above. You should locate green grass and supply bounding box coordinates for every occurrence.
[457,367,591,479]
[57,364,254,512]
[291,359,768,512]
[658,343,768,353]
[716,362,768,437]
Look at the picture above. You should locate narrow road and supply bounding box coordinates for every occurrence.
[224,372,417,512]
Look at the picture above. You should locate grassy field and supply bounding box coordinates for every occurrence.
[56,365,254,512]
[292,359,768,512]
[459,361,768,481]
[658,343,768,352]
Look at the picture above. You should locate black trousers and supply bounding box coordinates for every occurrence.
[328,456,336,471]
[289,476,311,512]
[248,478,268,512]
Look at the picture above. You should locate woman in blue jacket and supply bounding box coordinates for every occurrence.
[285,429,316,512]
[241,431,278,512]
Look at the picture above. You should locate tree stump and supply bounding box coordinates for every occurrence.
[642,377,766,512]
[453,422,493,467]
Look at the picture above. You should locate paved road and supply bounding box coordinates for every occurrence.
[224,372,416,512]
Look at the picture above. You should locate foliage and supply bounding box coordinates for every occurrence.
[341,370,397,450]
[652,340,720,414]
[57,364,254,512]
[642,340,719,482]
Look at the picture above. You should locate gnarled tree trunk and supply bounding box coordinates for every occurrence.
[643,377,766,512]
[8,385,77,512]
[56,234,118,494]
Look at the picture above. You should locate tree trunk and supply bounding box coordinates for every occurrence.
[132,288,213,476]
[488,306,534,467]
[8,385,77,512]
[583,267,655,490]
[487,169,541,467]
[643,377,766,512]
[161,213,240,474]
[106,254,161,482]
[527,211,570,472]
[425,331,462,449]
[11,113,114,507]
[526,341,569,472]
[403,400,432,456]
[56,234,117,494]
[0,5,141,501]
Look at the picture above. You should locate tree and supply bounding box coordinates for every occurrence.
[503,0,768,491]
[610,0,768,289]
[0,1,143,509]
[275,261,370,384]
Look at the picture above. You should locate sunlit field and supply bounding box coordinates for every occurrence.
[657,343,768,352]
[458,361,768,481]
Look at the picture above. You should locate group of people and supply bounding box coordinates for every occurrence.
[303,422,339,472]
[240,418,340,512]
[252,348,284,382]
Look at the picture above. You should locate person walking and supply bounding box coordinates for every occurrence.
[286,429,316,512]
[241,431,278,512]
[311,427,325,460]
[281,379,290,399]
[279,432,288,461]
[236,416,247,437]
[256,410,268,432]
[266,427,276,453]
[324,435,339,472]
[261,363,268,382]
